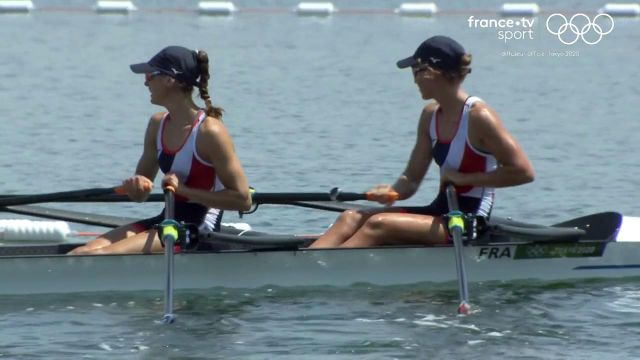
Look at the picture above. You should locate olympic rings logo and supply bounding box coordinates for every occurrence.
[546,13,614,45]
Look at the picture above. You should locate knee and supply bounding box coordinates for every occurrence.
[363,214,391,233]
[336,209,363,226]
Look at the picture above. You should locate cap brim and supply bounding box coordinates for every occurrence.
[129,62,157,74]
[396,56,417,69]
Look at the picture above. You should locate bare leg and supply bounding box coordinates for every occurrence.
[308,208,408,248]
[73,229,162,255]
[341,213,448,248]
[68,223,142,255]
[308,210,368,248]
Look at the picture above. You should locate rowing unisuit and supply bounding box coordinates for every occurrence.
[135,110,224,232]
[430,96,496,216]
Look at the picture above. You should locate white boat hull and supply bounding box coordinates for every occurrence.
[2,241,640,295]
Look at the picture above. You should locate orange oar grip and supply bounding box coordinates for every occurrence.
[115,181,152,195]
[365,191,400,202]
[386,191,400,202]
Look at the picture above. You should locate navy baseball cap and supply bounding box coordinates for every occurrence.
[396,36,465,72]
[130,46,201,87]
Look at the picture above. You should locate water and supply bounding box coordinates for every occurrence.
[1,1,639,358]
[2,281,640,358]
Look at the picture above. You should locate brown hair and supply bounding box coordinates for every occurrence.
[184,50,223,119]
[196,50,224,119]
[433,53,473,82]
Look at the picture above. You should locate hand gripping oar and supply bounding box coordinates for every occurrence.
[445,184,471,315]
[159,186,179,324]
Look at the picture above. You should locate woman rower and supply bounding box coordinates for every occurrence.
[309,35,535,248]
[70,46,251,254]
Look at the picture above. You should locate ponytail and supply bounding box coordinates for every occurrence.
[195,50,224,119]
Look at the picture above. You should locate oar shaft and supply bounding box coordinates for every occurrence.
[161,189,177,324]
[445,184,471,315]
[445,186,460,212]
[165,191,175,219]
[450,224,470,309]
[0,188,398,205]
[252,192,366,203]
[0,186,124,207]
[1,204,132,228]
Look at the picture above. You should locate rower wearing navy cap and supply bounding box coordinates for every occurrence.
[70,46,251,255]
[310,36,535,248]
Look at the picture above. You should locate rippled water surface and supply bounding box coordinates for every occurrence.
[2,280,640,359]
[1,0,639,358]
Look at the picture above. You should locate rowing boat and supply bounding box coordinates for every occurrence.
[1,211,639,295]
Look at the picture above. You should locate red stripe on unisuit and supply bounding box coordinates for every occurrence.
[184,154,216,192]
[456,142,487,195]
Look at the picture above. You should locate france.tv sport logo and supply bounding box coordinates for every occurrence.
[545,13,614,45]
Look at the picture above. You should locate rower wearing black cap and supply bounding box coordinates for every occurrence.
[70,46,251,255]
[310,36,535,248]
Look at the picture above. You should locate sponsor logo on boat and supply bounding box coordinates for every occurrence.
[514,243,606,259]
[478,243,607,260]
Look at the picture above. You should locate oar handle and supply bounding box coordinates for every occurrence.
[119,179,153,195]
[364,191,400,203]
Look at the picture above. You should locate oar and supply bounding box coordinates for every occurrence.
[286,201,379,213]
[160,186,179,324]
[251,187,399,204]
[1,187,399,205]
[0,186,128,207]
[2,204,134,228]
[445,184,471,315]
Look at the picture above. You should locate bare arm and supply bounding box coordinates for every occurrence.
[390,105,436,200]
[368,105,435,204]
[122,114,161,202]
[167,117,252,211]
[446,103,535,187]
[135,114,161,180]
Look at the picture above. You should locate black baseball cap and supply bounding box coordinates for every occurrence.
[396,36,465,72]
[130,46,201,87]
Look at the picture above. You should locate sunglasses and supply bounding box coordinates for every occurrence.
[145,71,162,82]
